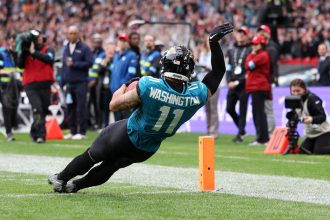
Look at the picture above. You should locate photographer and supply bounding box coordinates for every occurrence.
[290,79,330,154]
[18,30,55,143]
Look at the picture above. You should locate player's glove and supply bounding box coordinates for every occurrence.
[209,23,234,43]
[124,77,140,86]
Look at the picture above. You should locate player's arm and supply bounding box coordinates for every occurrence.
[202,23,233,98]
[109,84,141,112]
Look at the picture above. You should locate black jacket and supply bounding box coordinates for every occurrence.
[226,43,251,89]
[302,91,327,124]
[317,56,330,86]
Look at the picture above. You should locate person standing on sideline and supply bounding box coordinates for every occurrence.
[226,26,251,142]
[195,35,219,138]
[0,34,20,141]
[61,25,93,140]
[245,34,271,145]
[88,33,105,130]
[89,43,116,128]
[110,33,138,121]
[18,30,55,143]
[257,24,279,135]
[48,23,233,193]
[317,43,330,86]
[140,34,161,78]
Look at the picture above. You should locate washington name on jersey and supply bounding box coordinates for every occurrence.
[149,87,201,107]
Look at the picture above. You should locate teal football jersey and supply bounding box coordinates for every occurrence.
[127,76,208,152]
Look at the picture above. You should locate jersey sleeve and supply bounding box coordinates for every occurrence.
[198,82,209,105]
[137,76,149,100]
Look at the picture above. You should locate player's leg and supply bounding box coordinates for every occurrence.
[48,120,126,192]
[65,120,154,192]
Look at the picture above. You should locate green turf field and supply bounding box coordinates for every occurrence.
[0,132,329,219]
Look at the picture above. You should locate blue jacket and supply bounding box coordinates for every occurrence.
[110,49,138,93]
[62,41,93,84]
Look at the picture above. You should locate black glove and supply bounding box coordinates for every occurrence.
[124,77,140,86]
[209,23,234,43]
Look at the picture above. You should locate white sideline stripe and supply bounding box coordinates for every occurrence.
[158,150,319,165]
[0,153,329,205]
[0,193,70,198]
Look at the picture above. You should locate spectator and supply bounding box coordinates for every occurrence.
[0,34,20,141]
[226,26,250,142]
[195,35,219,138]
[140,34,161,78]
[258,24,277,135]
[245,34,271,145]
[18,30,55,143]
[290,79,330,154]
[129,31,141,76]
[110,33,138,121]
[62,25,93,140]
[317,43,330,86]
[88,33,105,129]
[90,42,116,128]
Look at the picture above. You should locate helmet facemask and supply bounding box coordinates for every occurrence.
[160,46,195,83]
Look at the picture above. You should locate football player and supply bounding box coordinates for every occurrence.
[48,23,233,193]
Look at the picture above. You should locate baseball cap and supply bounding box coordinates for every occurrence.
[251,34,266,45]
[237,26,250,35]
[257,25,271,34]
[118,33,129,42]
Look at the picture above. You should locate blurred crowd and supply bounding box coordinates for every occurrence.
[0,0,330,58]
[1,0,330,144]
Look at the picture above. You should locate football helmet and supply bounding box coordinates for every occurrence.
[160,45,195,82]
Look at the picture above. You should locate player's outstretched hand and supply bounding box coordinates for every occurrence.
[209,23,234,43]
[124,77,140,87]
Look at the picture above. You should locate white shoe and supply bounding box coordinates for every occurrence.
[64,133,73,140]
[72,134,86,140]
[248,141,267,146]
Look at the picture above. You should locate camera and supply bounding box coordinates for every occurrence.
[285,95,303,129]
[283,96,303,154]
[15,30,40,55]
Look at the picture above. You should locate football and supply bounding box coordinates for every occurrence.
[125,80,139,93]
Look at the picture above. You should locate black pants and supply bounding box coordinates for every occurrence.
[250,91,269,143]
[58,119,155,191]
[100,88,111,128]
[25,88,50,140]
[67,82,88,135]
[300,132,330,154]
[0,84,19,134]
[226,88,249,135]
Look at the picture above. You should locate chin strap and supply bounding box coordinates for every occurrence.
[163,72,189,82]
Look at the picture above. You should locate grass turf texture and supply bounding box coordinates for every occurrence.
[0,172,330,220]
[0,132,329,180]
[0,132,330,219]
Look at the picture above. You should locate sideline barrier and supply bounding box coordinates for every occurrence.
[180,87,329,135]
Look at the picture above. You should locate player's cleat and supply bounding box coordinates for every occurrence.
[209,23,234,43]
[48,174,65,193]
[65,181,78,193]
